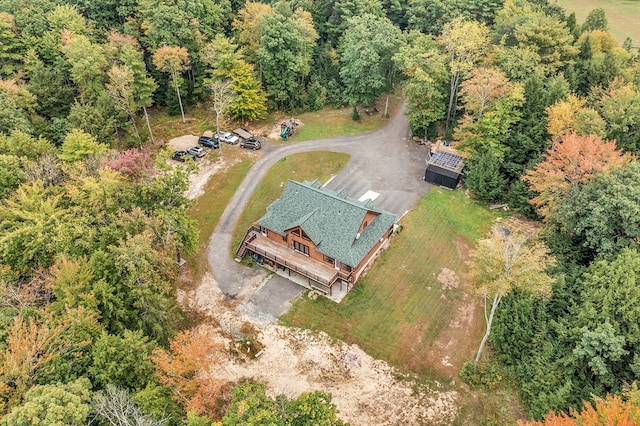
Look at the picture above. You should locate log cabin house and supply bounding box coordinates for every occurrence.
[237,180,397,300]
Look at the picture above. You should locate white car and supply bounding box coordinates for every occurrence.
[215,131,239,144]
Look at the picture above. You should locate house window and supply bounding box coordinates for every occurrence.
[323,254,334,264]
[363,221,368,229]
[301,231,311,241]
[260,226,267,235]
[293,241,309,256]
[341,262,352,272]
[292,229,301,236]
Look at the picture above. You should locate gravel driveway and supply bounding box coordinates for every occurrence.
[207,103,431,321]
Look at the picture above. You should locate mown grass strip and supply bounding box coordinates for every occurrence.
[186,157,254,282]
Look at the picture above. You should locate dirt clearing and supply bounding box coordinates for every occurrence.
[179,273,460,426]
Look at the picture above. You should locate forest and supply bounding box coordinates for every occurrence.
[0,0,640,423]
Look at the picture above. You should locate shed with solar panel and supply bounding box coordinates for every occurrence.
[424,151,465,189]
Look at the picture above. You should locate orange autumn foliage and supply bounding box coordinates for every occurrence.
[150,328,228,419]
[523,133,630,220]
[519,393,640,426]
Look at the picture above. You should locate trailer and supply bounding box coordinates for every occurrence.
[233,128,255,141]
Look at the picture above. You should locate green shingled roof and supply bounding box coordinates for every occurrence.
[257,180,397,267]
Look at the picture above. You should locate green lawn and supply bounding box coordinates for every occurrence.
[231,151,351,251]
[555,0,640,44]
[280,189,498,377]
[263,91,404,143]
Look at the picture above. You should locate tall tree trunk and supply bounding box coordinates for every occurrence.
[143,106,155,144]
[130,114,140,139]
[215,111,222,155]
[474,294,502,366]
[445,72,460,133]
[172,72,186,124]
[384,94,390,118]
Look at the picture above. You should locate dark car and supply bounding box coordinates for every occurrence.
[172,150,195,162]
[240,139,261,150]
[187,146,206,158]
[198,136,219,149]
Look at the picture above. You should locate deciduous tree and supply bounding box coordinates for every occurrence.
[257,5,318,110]
[338,13,402,113]
[58,129,107,163]
[107,65,140,139]
[523,133,628,220]
[152,46,190,124]
[0,315,69,413]
[519,391,640,425]
[467,230,554,365]
[232,2,273,65]
[438,17,489,132]
[0,13,23,77]
[394,31,448,137]
[92,385,170,426]
[207,79,234,155]
[1,377,92,426]
[150,328,228,418]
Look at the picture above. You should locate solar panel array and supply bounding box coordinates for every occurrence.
[428,151,465,173]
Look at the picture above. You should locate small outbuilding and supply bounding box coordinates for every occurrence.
[424,151,465,189]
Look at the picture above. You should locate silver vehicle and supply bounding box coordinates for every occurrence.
[215,131,239,144]
[187,146,206,158]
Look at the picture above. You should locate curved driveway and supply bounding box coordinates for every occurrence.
[207,103,430,301]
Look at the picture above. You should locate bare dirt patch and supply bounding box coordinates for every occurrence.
[168,134,199,151]
[493,214,541,239]
[437,268,460,290]
[179,273,461,425]
[184,157,242,200]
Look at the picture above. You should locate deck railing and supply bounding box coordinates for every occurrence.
[246,242,338,286]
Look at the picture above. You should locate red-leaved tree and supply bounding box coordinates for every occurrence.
[103,148,154,180]
[150,328,228,419]
[523,132,630,220]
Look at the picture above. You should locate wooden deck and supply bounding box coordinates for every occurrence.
[246,235,340,287]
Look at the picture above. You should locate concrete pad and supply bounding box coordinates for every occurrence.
[236,274,304,325]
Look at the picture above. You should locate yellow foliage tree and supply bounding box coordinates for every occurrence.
[467,230,554,365]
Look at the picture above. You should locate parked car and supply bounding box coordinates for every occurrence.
[172,150,195,162]
[240,139,261,150]
[215,131,239,144]
[198,136,219,149]
[187,146,206,158]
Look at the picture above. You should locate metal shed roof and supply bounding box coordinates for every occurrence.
[426,151,465,175]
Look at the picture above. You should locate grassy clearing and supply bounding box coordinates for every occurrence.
[253,91,404,143]
[231,151,351,251]
[148,90,403,146]
[185,157,255,282]
[555,0,640,43]
[281,189,497,376]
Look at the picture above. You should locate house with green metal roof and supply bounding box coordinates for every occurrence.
[237,180,397,301]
